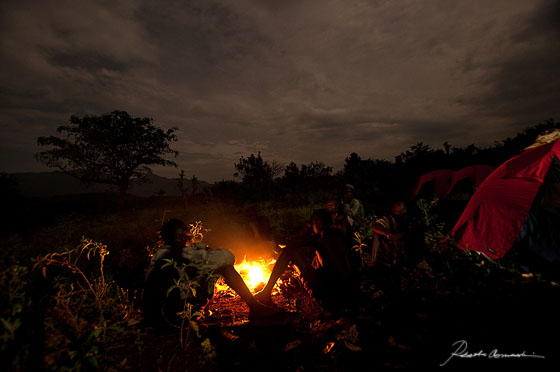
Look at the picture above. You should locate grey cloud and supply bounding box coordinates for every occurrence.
[1,0,558,182]
[456,0,560,126]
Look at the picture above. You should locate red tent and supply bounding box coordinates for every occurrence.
[441,165,496,199]
[411,165,495,200]
[410,169,454,200]
[451,140,560,260]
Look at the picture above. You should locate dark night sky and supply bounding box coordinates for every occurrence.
[1,0,559,182]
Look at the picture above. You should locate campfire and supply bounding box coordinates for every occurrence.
[215,256,278,295]
[210,249,323,325]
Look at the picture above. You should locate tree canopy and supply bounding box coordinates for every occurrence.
[36,110,178,195]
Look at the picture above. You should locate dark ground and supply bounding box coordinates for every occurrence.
[2,195,558,371]
[137,256,560,372]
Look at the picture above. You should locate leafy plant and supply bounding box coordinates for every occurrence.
[33,238,110,310]
[352,232,370,270]
[32,237,143,371]
[0,265,30,349]
[161,221,219,354]
[416,198,447,252]
[0,265,32,371]
[161,259,204,344]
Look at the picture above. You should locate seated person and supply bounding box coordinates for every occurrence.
[256,209,359,316]
[142,218,278,328]
[326,197,362,272]
[326,197,352,239]
[340,184,366,231]
[370,201,412,266]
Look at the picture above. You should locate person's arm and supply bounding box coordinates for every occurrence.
[371,217,405,242]
[371,220,390,238]
[370,233,380,267]
[348,199,361,217]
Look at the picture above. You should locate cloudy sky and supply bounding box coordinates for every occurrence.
[1,0,559,182]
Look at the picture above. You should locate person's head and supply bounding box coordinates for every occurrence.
[160,218,191,247]
[391,201,407,216]
[325,198,338,213]
[311,209,333,235]
[343,184,355,200]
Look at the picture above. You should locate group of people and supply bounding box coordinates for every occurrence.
[142,184,419,328]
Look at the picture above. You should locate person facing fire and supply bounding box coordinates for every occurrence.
[255,209,359,316]
[370,200,414,266]
[142,218,279,329]
[326,197,352,239]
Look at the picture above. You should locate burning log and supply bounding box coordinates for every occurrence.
[209,254,322,324]
[214,256,278,295]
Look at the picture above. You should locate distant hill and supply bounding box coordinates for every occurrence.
[10,171,211,198]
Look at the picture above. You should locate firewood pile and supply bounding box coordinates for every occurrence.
[206,271,324,326]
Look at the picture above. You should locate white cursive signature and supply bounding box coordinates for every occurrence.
[440,340,545,367]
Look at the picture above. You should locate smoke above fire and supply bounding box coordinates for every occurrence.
[194,206,281,263]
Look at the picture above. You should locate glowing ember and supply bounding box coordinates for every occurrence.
[215,256,277,294]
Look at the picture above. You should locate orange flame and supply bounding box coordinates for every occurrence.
[215,256,277,294]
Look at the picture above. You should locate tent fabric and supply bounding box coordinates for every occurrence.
[451,140,560,260]
[411,165,495,200]
[410,169,454,199]
[441,165,496,199]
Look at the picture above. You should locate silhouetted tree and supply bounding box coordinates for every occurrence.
[283,162,300,181]
[36,110,178,197]
[342,153,395,205]
[234,152,274,199]
[477,118,559,165]
[300,161,333,178]
[276,161,335,199]
[395,142,438,169]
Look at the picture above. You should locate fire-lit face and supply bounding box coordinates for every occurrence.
[326,200,337,212]
[171,228,191,247]
[392,202,407,216]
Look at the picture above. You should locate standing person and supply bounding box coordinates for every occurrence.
[341,184,365,231]
[142,218,279,328]
[255,209,359,317]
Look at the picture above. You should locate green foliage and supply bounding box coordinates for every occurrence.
[162,221,220,351]
[0,212,223,370]
[162,259,204,345]
[352,231,370,270]
[33,237,111,310]
[35,110,178,194]
[32,237,143,371]
[260,202,320,239]
[356,213,375,239]
[416,198,447,253]
[0,265,30,362]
